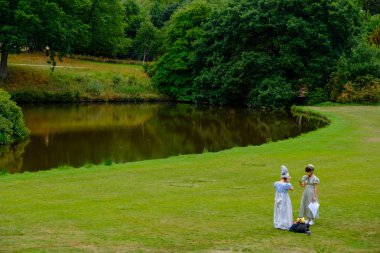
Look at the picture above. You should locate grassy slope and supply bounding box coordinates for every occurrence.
[0,106,379,252]
[4,53,162,101]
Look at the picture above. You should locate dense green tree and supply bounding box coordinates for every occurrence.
[329,40,380,103]
[150,1,165,28]
[150,0,185,28]
[83,0,130,57]
[151,0,212,101]
[190,0,361,107]
[133,20,159,64]
[363,0,380,15]
[123,0,143,39]
[328,12,380,103]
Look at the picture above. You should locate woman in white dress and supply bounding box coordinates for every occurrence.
[274,165,294,230]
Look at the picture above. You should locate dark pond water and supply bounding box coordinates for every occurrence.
[0,103,326,173]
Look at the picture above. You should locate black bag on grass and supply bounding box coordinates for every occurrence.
[289,223,309,233]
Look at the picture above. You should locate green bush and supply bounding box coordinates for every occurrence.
[306,87,330,105]
[112,74,123,85]
[247,77,296,109]
[329,40,380,103]
[86,81,103,95]
[0,89,29,145]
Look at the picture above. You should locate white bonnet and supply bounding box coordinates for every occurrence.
[281,165,291,179]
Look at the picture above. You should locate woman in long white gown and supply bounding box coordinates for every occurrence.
[274,165,294,230]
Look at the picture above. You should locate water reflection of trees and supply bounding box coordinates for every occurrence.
[144,104,319,153]
[0,140,29,173]
[22,103,157,134]
[1,104,323,173]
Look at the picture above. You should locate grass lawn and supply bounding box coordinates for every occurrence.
[0,106,379,252]
[4,53,163,102]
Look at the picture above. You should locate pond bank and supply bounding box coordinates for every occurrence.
[0,106,379,252]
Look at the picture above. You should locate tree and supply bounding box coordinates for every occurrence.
[151,0,212,101]
[83,0,129,57]
[190,0,361,107]
[150,1,165,28]
[150,0,184,29]
[0,0,88,81]
[123,0,143,39]
[363,0,380,15]
[133,20,158,64]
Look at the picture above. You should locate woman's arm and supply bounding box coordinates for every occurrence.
[287,181,294,190]
[312,183,318,202]
[299,180,305,188]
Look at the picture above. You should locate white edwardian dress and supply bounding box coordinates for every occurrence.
[274,181,293,229]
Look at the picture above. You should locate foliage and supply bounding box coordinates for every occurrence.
[151,0,212,101]
[369,23,380,46]
[362,0,380,15]
[150,0,185,28]
[150,0,361,107]
[0,0,375,107]
[0,89,29,145]
[123,0,143,39]
[329,39,380,103]
[247,77,296,109]
[365,14,380,46]
[133,20,159,63]
[188,0,361,107]
[335,78,380,103]
[305,87,330,105]
[82,0,130,57]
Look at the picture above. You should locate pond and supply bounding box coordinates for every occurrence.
[0,103,326,173]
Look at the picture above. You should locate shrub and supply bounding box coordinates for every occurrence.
[336,77,380,104]
[329,40,380,103]
[0,89,29,145]
[112,74,123,85]
[306,87,330,105]
[368,24,380,46]
[86,81,103,95]
[247,77,296,109]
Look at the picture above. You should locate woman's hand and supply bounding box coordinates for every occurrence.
[312,196,317,202]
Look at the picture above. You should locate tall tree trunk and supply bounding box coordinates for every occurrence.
[0,43,9,82]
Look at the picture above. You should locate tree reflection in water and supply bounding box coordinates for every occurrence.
[0,104,326,173]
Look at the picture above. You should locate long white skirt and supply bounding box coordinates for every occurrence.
[274,192,293,230]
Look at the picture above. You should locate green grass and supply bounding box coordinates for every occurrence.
[4,53,165,102]
[0,106,379,252]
